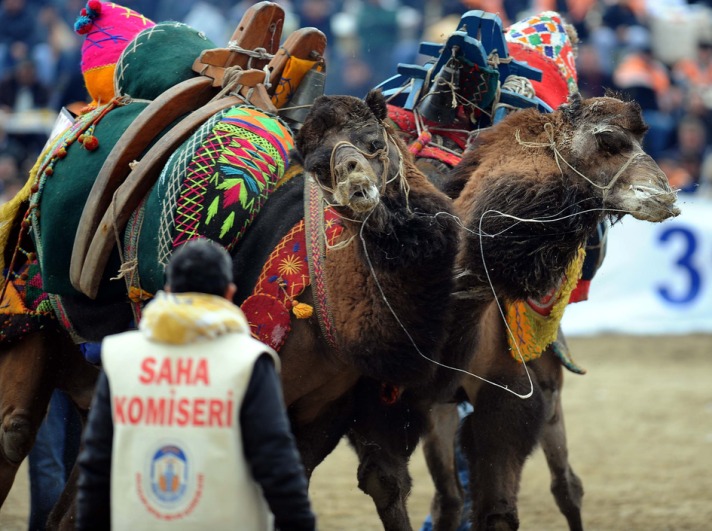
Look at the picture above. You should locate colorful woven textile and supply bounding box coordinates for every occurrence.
[387,105,466,168]
[241,208,343,351]
[0,255,56,344]
[505,248,585,362]
[133,105,295,295]
[505,11,578,109]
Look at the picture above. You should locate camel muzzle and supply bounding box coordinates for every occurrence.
[609,154,681,222]
[332,150,381,213]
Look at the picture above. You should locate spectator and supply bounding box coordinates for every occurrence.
[576,43,614,98]
[613,43,676,159]
[356,0,399,87]
[590,0,650,75]
[0,0,36,76]
[76,239,316,530]
[0,58,50,113]
[659,114,710,193]
[673,39,712,89]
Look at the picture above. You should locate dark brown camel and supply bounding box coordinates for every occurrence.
[341,93,679,531]
[0,90,462,527]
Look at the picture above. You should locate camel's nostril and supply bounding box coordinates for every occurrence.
[347,161,358,173]
[10,418,29,432]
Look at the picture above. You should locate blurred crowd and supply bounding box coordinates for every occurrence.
[1,0,712,202]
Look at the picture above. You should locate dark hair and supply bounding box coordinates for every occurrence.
[165,239,233,296]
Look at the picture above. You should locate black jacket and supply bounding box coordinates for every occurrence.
[76,354,316,530]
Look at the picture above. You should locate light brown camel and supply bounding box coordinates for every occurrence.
[342,92,679,531]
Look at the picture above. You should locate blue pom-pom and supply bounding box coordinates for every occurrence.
[74,15,93,34]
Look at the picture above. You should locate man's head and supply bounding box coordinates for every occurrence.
[165,239,235,299]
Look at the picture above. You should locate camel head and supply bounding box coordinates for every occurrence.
[451,92,681,303]
[296,90,405,221]
[559,93,680,222]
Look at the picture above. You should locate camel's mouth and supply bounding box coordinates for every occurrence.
[632,185,680,222]
[333,171,380,213]
[619,184,680,222]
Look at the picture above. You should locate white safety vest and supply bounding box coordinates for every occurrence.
[102,330,279,530]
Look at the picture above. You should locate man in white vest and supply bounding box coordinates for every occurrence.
[76,239,316,530]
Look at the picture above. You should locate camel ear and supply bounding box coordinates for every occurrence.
[561,92,583,124]
[365,89,388,121]
[295,95,331,155]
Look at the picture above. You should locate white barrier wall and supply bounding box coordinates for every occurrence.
[562,195,712,336]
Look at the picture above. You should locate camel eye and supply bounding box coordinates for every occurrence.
[595,130,632,154]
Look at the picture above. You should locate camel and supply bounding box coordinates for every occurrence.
[341,92,680,531]
[422,336,584,531]
[0,87,464,527]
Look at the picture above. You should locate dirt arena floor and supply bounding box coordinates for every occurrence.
[1,334,711,530]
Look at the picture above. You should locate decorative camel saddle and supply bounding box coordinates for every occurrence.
[0,1,329,344]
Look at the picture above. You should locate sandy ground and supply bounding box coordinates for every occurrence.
[1,334,711,530]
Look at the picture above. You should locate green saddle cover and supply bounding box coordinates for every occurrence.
[128,105,295,295]
[33,102,148,300]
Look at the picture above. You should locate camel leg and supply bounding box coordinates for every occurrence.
[0,330,62,507]
[291,389,357,479]
[421,402,464,531]
[347,380,425,531]
[532,344,584,531]
[460,369,545,531]
[44,339,99,531]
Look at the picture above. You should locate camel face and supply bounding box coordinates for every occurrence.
[564,96,680,222]
[296,91,403,218]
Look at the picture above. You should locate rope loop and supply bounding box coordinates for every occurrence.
[514,122,645,199]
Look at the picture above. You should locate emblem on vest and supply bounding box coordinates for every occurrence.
[137,442,204,520]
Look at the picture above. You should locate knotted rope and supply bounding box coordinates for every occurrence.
[514,121,646,200]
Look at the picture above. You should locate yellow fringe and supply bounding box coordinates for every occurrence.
[506,247,586,362]
[0,149,50,280]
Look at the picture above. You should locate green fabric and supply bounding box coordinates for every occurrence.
[115,22,216,101]
[36,102,148,299]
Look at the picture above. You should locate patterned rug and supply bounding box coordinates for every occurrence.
[127,105,295,297]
